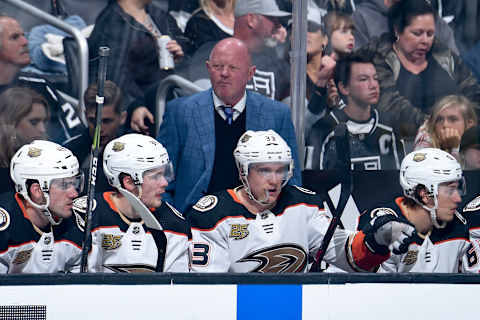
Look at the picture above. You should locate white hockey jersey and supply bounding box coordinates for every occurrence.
[0,193,83,273]
[74,192,191,273]
[461,195,480,273]
[360,197,471,273]
[187,186,387,273]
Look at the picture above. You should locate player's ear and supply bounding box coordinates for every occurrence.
[418,187,432,206]
[121,175,136,192]
[29,182,45,205]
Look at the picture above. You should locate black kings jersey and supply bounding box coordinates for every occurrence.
[0,193,83,273]
[76,192,191,273]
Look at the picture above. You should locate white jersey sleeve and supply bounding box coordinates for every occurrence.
[163,231,191,272]
[462,239,480,273]
[190,221,231,272]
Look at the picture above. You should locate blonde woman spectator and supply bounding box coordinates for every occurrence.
[414,95,477,160]
[184,0,236,55]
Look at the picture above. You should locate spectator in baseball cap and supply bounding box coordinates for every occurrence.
[234,0,291,17]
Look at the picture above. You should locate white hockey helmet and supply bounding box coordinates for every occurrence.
[103,133,174,188]
[10,140,82,224]
[400,148,464,228]
[234,130,293,201]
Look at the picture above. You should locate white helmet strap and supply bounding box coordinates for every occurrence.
[412,188,447,229]
[24,192,62,226]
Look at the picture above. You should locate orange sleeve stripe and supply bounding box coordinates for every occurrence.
[351,231,390,271]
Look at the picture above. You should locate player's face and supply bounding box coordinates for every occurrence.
[87,105,126,149]
[344,62,379,108]
[330,23,355,54]
[140,166,171,208]
[0,17,30,67]
[435,180,464,222]
[396,14,435,63]
[206,42,255,106]
[48,174,84,218]
[434,105,469,138]
[16,103,48,142]
[247,162,289,205]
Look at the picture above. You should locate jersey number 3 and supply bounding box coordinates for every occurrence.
[192,243,210,266]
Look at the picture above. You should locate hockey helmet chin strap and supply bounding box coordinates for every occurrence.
[25,193,63,226]
[413,195,447,229]
[240,175,272,206]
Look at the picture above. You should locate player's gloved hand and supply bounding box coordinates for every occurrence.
[362,215,415,255]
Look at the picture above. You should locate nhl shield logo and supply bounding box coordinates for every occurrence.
[27,147,42,158]
[112,142,125,152]
[412,153,426,162]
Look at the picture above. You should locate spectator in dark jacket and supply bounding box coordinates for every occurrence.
[88,0,189,106]
[184,0,235,55]
[365,0,480,140]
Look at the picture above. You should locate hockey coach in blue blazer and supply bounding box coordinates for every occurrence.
[157,38,301,212]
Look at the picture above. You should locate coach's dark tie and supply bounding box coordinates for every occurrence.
[223,105,233,125]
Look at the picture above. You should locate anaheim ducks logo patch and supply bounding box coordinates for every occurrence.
[193,195,218,212]
[463,196,480,213]
[0,208,10,231]
[402,250,418,265]
[238,243,307,273]
[370,207,398,219]
[72,196,97,215]
[27,147,42,158]
[102,234,123,250]
[294,186,316,195]
[112,141,125,152]
[412,152,426,162]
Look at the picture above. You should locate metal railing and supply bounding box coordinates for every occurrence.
[4,0,89,126]
[155,75,204,134]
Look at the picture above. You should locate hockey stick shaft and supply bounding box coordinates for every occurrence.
[80,46,110,272]
[310,123,352,271]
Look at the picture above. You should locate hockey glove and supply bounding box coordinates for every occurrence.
[362,215,415,255]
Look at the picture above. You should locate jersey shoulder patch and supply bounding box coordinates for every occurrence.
[464,196,480,213]
[0,207,11,231]
[73,195,97,215]
[294,186,316,195]
[370,207,398,219]
[193,195,218,212]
